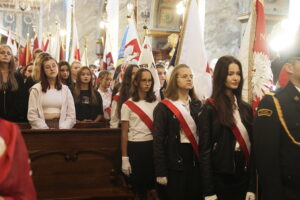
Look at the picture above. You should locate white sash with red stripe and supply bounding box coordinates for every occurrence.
[124,100,154,133]
[161,99,199,157]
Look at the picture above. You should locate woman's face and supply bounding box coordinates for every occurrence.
[138,71,153,93]
[0,46,12,64]
[24,65,33,78]
[71,63,81,78]
[100,74,112,89]
[60,65,70,80]
[80,69,91,84]
[176,67,193,90]
[225,63,241,90]
[43,59,58,79]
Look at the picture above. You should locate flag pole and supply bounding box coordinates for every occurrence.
[175,0,191,65]
[247,0,257,103]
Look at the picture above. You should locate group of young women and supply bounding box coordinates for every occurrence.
[0,41,256,200]
[112,56,256,200]
[0,44,113,129]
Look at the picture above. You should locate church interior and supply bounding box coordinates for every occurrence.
[0,0,299,200]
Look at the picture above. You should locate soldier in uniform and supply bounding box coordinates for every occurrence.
[253,52,300,200]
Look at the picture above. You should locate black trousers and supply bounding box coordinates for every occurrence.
[127,141,155,195]
[160,143,202,200]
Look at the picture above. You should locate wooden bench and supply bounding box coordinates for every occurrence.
[17,120,110,130]
[22,128,134,200]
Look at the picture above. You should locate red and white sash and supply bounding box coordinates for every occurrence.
[207,98,250,162]
[124,100,154,133]
[112,94,119,102]
[161,99,199,157]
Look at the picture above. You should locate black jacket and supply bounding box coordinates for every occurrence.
[198,100,256,196]
[153,99,202,177]
[254,82,300,200]
[0,72,27,122]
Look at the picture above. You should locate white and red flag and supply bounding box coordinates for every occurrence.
[120,17,141,80]
[238,0,273,110]
[138,36,160,92]
[69,5,80,63]
[103,31,114,70]
[175,0,212,100]
[123,17,141,64]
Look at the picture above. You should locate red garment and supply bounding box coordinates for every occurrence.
[0,119,36,200]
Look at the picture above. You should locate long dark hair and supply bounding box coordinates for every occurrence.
[58,61,72,86]
[39,55,62,93]
[130,68,156,102]
[212,55,252,127]
[117,64,139,117]
[73,66,98,105]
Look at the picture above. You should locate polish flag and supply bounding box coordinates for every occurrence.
[238,0,273,110]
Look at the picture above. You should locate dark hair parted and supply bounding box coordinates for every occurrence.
[73,66,99,105]
[130,68,156,102]
[212,55,252,127]
[117,64,139,117]
[164,64,198,101]
[58,61,72,86]
[39,55,62,93]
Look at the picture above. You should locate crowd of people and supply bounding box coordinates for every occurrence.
[1,42,300,200]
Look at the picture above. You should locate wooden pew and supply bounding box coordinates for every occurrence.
[17,120,110,130]
[22,128,134,200]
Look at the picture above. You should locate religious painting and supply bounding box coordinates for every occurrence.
[153,0,181,30]
[157,6,180,29]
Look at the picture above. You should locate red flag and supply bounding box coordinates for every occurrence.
[59,43,65,61]
[24,39,32,65]
[33,36,39,51]
[42,39,49,51]
[18,47,25,67]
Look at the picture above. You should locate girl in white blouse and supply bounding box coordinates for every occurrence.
[121,68,158,199]
[28,55,75,129]
[97,70,112,120]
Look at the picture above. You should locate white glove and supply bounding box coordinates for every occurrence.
[121,156,132,176]
[156,177,168,185]
[205,195,218,200]
[245,192,255,200]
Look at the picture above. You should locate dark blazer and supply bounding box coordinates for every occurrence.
[0,72,27,122]
[153,99,202,177]
[198,100,255,196]
[254,82,300,200]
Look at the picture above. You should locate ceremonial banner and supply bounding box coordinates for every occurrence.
[176,0,212,100]
[238,0,273,110]
[138,36,160,92]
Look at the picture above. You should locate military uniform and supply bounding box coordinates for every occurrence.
[253,82,300,200]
